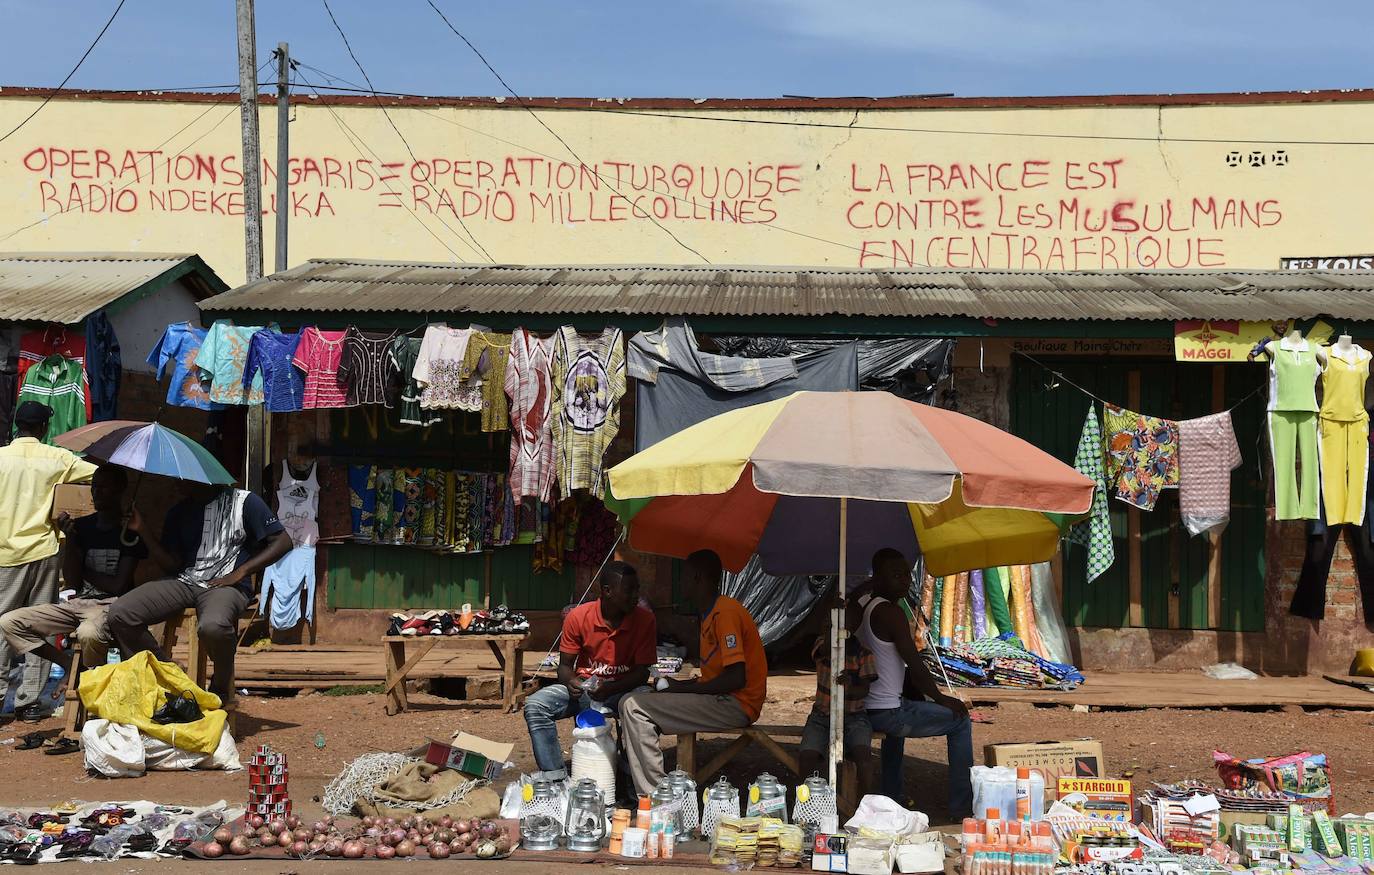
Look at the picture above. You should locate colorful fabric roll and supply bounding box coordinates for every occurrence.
[984,566,1013,639]
[970,569,987,639]
[952,571,969,644]
[939,571,956,646]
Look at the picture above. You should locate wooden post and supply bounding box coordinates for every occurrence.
[236,0,266,494]
[1208,366,1226,628]
[274,41,290,273]
[1127,371,1143,627]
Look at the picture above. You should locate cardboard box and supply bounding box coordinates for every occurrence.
[1218,811,1272,844]
[50,484,94,521]
[1058,778,1132,820]
[984,739,1105,784]
[424,732,514,781]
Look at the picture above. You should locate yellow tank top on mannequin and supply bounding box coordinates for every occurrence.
[1320,348,1370,422]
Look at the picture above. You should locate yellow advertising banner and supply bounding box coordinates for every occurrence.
[1174,319,1332,362]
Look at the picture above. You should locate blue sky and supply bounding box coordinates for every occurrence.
[1,0,1370,98]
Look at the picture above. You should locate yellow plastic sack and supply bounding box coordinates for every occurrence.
[77,651,226,755]
[1352,648,1374,678]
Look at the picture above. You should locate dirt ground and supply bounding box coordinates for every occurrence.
[3,674,1372,832]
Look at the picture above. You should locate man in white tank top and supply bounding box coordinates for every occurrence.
[858,548,974,820]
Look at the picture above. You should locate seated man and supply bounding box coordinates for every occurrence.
[0,465,146,677]
[859,548,973,819]
[523,560,656,781]
[798,580,877,783]
[105,482,292,700]
[619,550,767,796]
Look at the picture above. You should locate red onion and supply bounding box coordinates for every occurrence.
[313,820,328,833]
[247,814,264,829]
[286,815,301,830]
[308,839,326,853]
[401,816,416,830]
[452,840,469,854]
[212,826,233,844]
[387,828,407,845]
[290,840,308,856]
[420,834,434,847]
[376,844,396,859]
[407,829,420,842]
[324,839,343,857]
[429,841,452,859]
[434,828,455,844]
[437,814,454,829]
[361,815,375,828]
[453,819,472,834]
[456,831,474,846]
[395,839,416,857]
[267,819,286,835]
[420,821,435,836]
[277,831,294,848]
[343,840,365,859]
[202,841,224,858]
[323,815,336,827]
[364,826,382,840]
[494,833,512,854]
[293,827,311,842]
[229,835,251,856]
[478,821,498,839]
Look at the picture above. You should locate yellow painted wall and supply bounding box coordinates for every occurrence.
[1,95,1371,286]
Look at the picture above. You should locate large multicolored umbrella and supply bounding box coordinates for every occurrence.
[55,420,233,484]
[606,391,1093,578]
[605,390,1094,786]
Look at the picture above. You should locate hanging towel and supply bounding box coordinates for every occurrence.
[1066,405,1116,582]
[1177,411,1243,537]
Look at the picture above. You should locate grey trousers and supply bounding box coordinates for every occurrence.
[0,597,115,666]
[105,578,249,698]
[0,555,61,711]
[618,691,751,796]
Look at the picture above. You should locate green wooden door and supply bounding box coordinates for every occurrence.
[1010,359,1265,632]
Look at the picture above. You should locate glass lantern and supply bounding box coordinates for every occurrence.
[667,768,700,837]
[520,780,563,851]
[748,771,789,822]
[564,778,607,852]
[792,773,838,828]
[701,777,740,841]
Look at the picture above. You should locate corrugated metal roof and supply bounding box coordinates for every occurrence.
[198,258,1374,322]
[0,252,228,324]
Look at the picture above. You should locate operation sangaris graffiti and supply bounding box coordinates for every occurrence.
[1,91,1372,284]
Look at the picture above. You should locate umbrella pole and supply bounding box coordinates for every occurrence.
[828,496,848,787]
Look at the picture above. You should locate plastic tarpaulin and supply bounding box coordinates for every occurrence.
[716,336,954,402]
[78,650,226,754]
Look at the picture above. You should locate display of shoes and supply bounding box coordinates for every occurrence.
[385,608,529,637]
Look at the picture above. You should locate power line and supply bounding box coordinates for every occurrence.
[320,0,493,262]
[0,0,128,144]
[293,65,476,264]
[422,0,712,265]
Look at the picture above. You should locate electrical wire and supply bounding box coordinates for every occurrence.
[422,0,712,265]
[293,65,474,264]
[0,0,127,145]
[320,0,493,263]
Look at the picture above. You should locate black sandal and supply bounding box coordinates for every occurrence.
[16,732,45,750]
[44,737,80,755]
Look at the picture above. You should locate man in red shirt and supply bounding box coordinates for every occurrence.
[523,560,656,780]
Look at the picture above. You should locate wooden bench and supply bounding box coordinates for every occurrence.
[383,632,527,715]
[675,724,884,813]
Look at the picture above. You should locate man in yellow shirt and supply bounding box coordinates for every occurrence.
[619,549,767,795]
[0,402,97,721]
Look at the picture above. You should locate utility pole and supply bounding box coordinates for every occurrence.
[274,41,290,273]
[236,0,265,494]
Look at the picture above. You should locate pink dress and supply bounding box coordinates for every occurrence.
[291,327,349,409]
[505,328,555,501]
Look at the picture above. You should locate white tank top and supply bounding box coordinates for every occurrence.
[277,460,320,547]
[857,594,905,711]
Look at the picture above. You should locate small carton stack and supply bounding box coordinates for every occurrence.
[247,744,290,819]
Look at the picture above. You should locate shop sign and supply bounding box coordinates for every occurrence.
[1174,319,1333,362]
[1281,255,1374,270]
[1011,338,1172,357]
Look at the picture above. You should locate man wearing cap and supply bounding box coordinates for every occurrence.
[0,402,98,721]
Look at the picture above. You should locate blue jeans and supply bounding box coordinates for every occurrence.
[523,683,636,776]
[867,699,974,819]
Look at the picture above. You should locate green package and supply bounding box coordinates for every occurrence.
[1288,804,1308,852]
[1312,810,1342,856]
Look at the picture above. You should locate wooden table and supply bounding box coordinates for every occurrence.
[383,633,527,715]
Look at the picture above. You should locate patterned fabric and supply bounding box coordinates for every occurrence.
[462,332,511,432]
[243,330,304,412]
[1066,406,1115,582]
[450,473,473,552]
[550,326,626,499]
[812,633,878,715]
[14,354,87,440]
[317,463,353,541]
[394,467,423,545]
[1104,403,1180,511]
[414,325,482,411]
[373,469,397,543]
[348,464,377,542]
[292,327,349,409]
[338,327,399,407]
[198,320,266,405]
[1178,411,1242,537]
[146,322,219,410]
[534,497,578,573]
[570,498,618,567]
[506,328,556,502]
[386,335,441,427]
[416,468,441,546]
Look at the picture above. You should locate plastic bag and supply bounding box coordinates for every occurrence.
[145,724,242,771]
[1030,562,1074,665]
[1202,662,1259,681]
[90,823,151,860]
[82,719,145,777]
[971,766,1018,821]
[171,810,223,843]
[844,795,929,836]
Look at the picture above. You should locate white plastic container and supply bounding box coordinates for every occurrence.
[571,722,616,803]
[621,827,647,858]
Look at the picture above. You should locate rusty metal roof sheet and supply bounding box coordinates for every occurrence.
[0,252,228,324]
[198,259,1374,322]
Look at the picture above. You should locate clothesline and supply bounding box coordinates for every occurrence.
[1013,351,1265,416]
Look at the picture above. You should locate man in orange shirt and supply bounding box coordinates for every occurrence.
[619,549,766,795]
